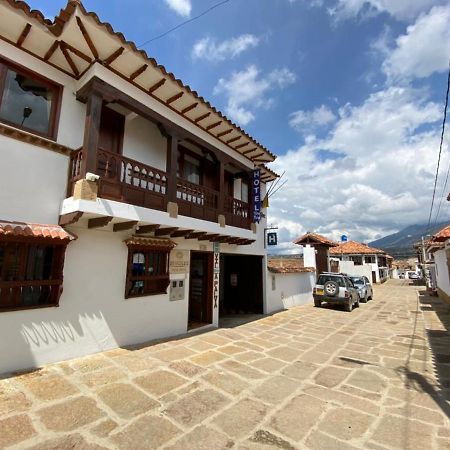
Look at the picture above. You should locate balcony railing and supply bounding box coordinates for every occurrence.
[67,148,252,229]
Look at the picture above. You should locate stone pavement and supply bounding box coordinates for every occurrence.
[1,280,449,449]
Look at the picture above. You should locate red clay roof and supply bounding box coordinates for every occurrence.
[3,0,278,178]
[0,220,76,241]
[267,258,315,274]
[124,236,176,250]
[431,225,450,242]
[329,240,386,255]
[293,232,337,247]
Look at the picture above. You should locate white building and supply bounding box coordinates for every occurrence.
[329,241,392,283]
[0,0,280,374]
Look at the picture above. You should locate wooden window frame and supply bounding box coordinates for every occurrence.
[0,238,67,312]
[0,56,62,141]
[125,245,170,299]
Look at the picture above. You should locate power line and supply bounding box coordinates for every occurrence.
[426,59,450,234]
[137,0,231,48]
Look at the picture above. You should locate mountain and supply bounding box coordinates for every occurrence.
[369,222,450,259]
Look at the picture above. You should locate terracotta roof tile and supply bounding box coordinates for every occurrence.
[267,258,315,274]
[329,240,386,255]
[0,220,76,241]
[124,236,176,250]
[293,232,337,247]
[430,225,450,242]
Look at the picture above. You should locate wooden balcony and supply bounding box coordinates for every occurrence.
[68,148,252,229]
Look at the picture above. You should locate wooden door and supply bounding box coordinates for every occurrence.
[188,252,212,325]
[99,105,125,154]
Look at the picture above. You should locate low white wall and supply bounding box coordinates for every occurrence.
[434,248,450,297]
[266,271,315,312]
[339,260,373,281]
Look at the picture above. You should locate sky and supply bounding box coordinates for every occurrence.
[28,0,450,251]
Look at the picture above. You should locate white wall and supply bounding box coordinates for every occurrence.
[266,271,315,312]
[123,116,167,171]
[303,245,317,270]
[0,136,69,224]
[339,260,373,281]
[434,248,450,297]
[0,227,192,374]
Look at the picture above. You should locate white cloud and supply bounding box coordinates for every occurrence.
[382,5,450,80]
[164,0,191,17]
[329,0,445,21]
[192,35,260,62]
[269,85,444,251]
[214,65,296,125]
[289,105,336,133]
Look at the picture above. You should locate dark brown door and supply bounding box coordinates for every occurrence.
[99,105,125,154]
[189,252,212,325]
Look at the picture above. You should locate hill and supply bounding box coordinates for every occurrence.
[369,222,449,259]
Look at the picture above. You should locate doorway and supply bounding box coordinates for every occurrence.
[220,254,264,317]
[188,252,213,329]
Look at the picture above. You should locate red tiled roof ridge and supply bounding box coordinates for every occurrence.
[430,224,450,242]
[293,232,337,246]
[3,0,277,167]
[329,240,386,255]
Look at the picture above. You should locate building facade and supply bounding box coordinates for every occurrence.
[0,0,279,374]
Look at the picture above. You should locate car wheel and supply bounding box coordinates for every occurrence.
[355,296,360,308]
[314,299,321,307]
[324,280,339,297]
[345,300,353,312]
[360,294,368,303]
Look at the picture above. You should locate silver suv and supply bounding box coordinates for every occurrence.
[313,273,360,312]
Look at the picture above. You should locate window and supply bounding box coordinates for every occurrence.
[125,244,172,298]
[0,59,61,138]
[0,241,66,311]
[183,154,201,184]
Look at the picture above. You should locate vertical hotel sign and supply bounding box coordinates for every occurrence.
[252,169,261,223]
[213,242,220,309]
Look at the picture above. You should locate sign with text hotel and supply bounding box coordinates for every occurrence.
[252,169,261,223]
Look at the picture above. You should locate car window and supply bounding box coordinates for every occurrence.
[346,278,354,288]
[363,276,370,283]
[350,277,364,285]
[317,275,345,287]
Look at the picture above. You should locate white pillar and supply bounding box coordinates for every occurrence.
[303,244,316,270]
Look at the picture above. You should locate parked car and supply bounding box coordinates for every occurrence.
[313,273,360,312]
[408,272,420,280]
[349,276,373,302]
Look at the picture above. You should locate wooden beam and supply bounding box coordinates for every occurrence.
[198,234,220,241]
[136,224,160,234]
[60,42,79,77]
[185,231,207,239]
[171,229,194,238]
[61,41,92,63]
[243,147,258,155]
[194,112,211,123]
[252,158,272,163]
[154,227,178,237]
[148,78,166,93]
[81,92,103,176]
[226,136,241,144]
[76,16,99,59]
[103,47,124,66]
[166,92,184,105]
[59,211,83,226]
[250,152,265,160]
[17,23,31,47]
[217,129,233,138]
[206,121,222,131]
[130,64,148,81]
[88,216,112,229]
[181,103,198,114]
[113,221,138,232]
[44,40,59,61]
[235,142,249,150]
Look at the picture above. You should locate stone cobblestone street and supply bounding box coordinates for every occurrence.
[1,280,449,449]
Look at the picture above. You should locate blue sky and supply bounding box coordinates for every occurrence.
[28,0,450,250]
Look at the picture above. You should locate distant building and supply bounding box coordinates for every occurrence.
[329,241,393,283]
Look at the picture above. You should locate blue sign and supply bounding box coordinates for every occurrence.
[341,235,348,242]
[252,169,261,223]
[267,232,278,246]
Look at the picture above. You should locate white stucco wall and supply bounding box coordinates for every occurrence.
[0,136,69,224]
[339,260,373,281]
[434,248,450,297]
[303,245,317,270]
[266,271,315,312]
[123,116,167,171]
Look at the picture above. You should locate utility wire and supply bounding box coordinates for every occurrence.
[137,0,231,47]
[426,59,450,234]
